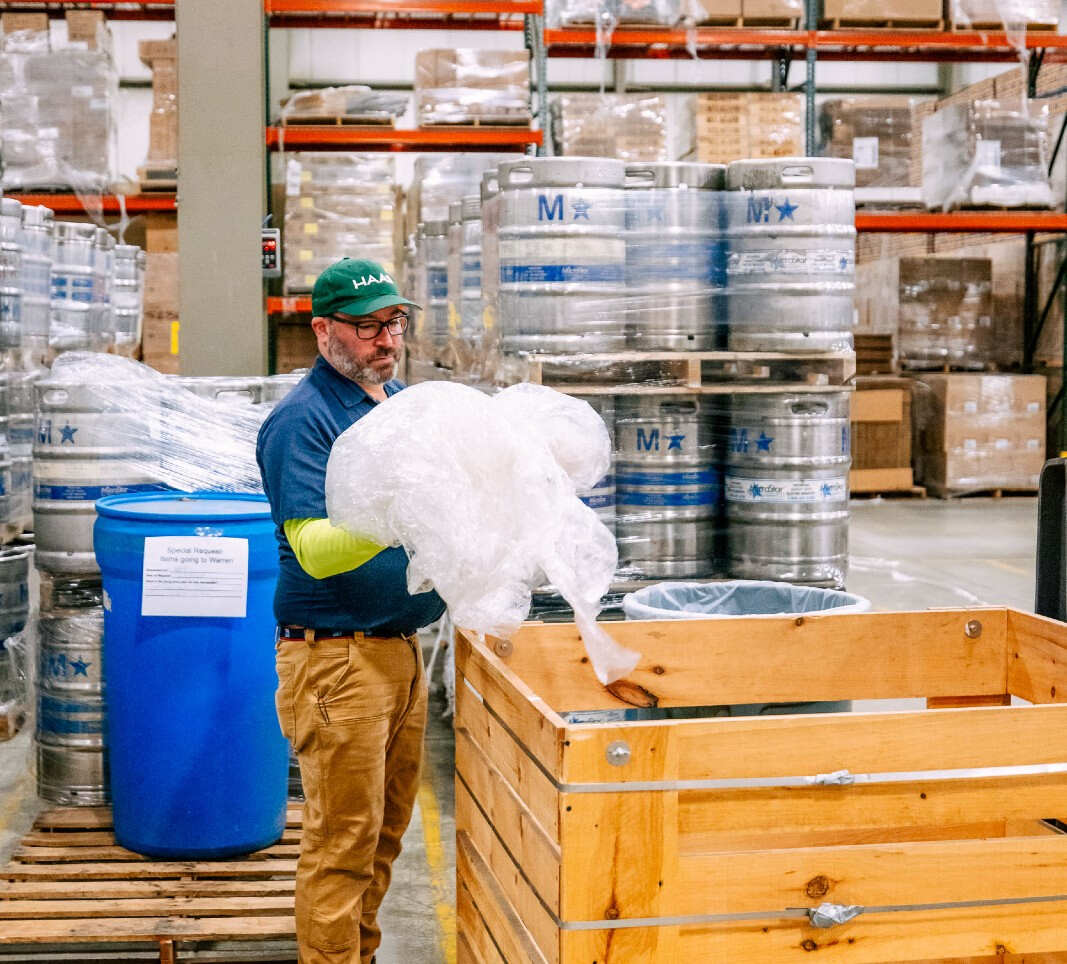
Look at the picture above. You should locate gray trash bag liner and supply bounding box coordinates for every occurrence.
[622,579,870,621]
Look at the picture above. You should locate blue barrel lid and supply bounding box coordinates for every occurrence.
[95,492,271,522]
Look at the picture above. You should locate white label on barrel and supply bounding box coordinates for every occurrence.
[141,537,249,618]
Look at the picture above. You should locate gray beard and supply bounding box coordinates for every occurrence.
[326,332,397,385]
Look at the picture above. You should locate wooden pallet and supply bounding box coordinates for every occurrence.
[855,333,896,376]
[418,118,532,129]
[823,16,944,28]
[851,485,929,499]
[931,486,1039,500]
[279,114,395,127]
[0,806,300,963]
[949,17,1058,30]
[137,165,177,193]
[510,349,856,394]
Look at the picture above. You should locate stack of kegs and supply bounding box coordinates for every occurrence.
[0,198,23,354]
[19,204,53,367]
[36,574,108,804]
[111,245,145,358]
[50,222,97,355]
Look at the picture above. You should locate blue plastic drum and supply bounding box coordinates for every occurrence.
[93,492,286,858]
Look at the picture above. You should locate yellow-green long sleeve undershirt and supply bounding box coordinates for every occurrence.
[283,517,385,580]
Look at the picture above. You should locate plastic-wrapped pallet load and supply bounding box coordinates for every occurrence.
[0,21,115,193]
[922,100,1055,211]
[278,85,407,126]
[898,257,993,371]
[913,373,1045,497]
[551,94,669,163]
[819,96,920,205]
[414,49,531,127]
[138,38,177,185]
[545,0,680,26]
[282,153,397,295]
[405,153,521,241]
[948,0,1058,28]
[694,93,804,165]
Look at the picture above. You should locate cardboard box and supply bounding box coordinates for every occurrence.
[850,377,914,491]
[275,323,319,374]
[65,11,105,50]
[138,37,177,65]
[823,0,941,20]
[694,0,743,19]
[144,252,178,312]
[742,0,801,18]
[1,13,48,35]
[141,311,180,375]
[144,212,177,254]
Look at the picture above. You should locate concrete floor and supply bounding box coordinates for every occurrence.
[0,495,1041,962]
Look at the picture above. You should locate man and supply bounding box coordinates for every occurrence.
[257,258,445,964]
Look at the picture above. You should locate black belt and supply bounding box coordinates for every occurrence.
[279,624,415,642]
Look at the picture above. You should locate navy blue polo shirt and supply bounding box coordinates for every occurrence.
[256,356,445,634]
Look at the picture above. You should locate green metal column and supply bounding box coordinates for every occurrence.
[176,0,267,375]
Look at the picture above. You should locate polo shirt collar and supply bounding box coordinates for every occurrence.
[310,355,400,409]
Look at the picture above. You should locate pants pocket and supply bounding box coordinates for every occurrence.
[274,658,298,744]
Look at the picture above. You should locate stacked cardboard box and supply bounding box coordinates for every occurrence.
[140,212,179,374]
[694,92,803,164]
[0,12,114,192]
[947,0,1057,28]
[898,257,994,371]
[822,0,941,23]
[820,96,919,203]
[415,49,530,126]
[138,37,177,176]
[850,376,915,493]
[283,153,398,295]
[551,94,668,162]
[741,0,802,23]
[914,373,1045,496]
[922,100,1054,210]
[275,322,318,373]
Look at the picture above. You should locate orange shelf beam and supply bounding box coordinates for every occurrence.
[266,126,542,151]
[10,193,176,215]
[268,296,313,315]
[545,26,1067,61]
[267,0,539,17]
[0,1,175,19]
[855,211,1067,232]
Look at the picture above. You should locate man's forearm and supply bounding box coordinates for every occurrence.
[284,517,385,579]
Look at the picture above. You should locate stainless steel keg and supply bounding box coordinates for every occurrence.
[446,201,463,344]
[50,222,97,353]
[724,158,856,353]
[496,156,627,353]
[19,205,52,363]
[33,379,161,574]
[111,244,144,357]
[175,376,264,406]
[93,228,115,352]
[0,198,23,351]
[724,391,851,588]
[36,576,108,805]
[480,169,501,338]
[0,545,30,639]
[416,220,449,354]
[259,372,306,407]
[624,162,726,350]
[615,395,721,579]
[573,395,616,533]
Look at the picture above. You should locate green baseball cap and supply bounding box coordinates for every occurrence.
[311,257,420,318]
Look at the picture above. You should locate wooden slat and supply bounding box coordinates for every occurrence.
[31,804,304,831]
[676,772,1067,842]
[456,831,551,964]
[0,915,296,944]
[455,727,561,911]
[456,675,560,840]
[555,900,1067,963]
[0,896,295,920]
[456,631,564,779]
[499,610,1011,714]
[1008,610,1067,705]
[13,844,300,863]
[456,788,558,963]
[674,836,1067,917]
[0,879,296,900]
[1,859,298,881]
[457,881,506,964]
[562,702,1067,784]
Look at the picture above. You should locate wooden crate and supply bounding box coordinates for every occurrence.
[0,805,300,961]
[456,609,1067,963]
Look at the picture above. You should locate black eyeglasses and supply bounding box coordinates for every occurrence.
[330,312,410,340]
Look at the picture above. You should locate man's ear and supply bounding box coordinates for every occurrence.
[310,316,329,338]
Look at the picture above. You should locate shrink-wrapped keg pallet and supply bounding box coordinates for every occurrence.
[456,609,1067,964]
[0,804,302,962]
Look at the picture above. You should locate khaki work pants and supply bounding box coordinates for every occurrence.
[276,630,427,964]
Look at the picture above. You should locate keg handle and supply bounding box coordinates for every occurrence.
[503,165,534,188]
[215,390,254,404]
[624,168,656,188]
[660,401,698,415]
[780,164,815,184]
[42,389,70,405]
[789,399,830,416]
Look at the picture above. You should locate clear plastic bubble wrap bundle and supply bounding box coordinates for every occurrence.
[324,381,640,685]
[43,352,266,493]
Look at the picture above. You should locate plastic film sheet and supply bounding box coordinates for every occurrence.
[819,96,919,195]
[922,100,1055,211]
[40,352,270,494]
[324,380,641,685]
[551,94,669,163]
[282,153,398,295]
[910,372,1045,496]
[545,0,681,29]
[414,49,531,127]
[278,85,408,125]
